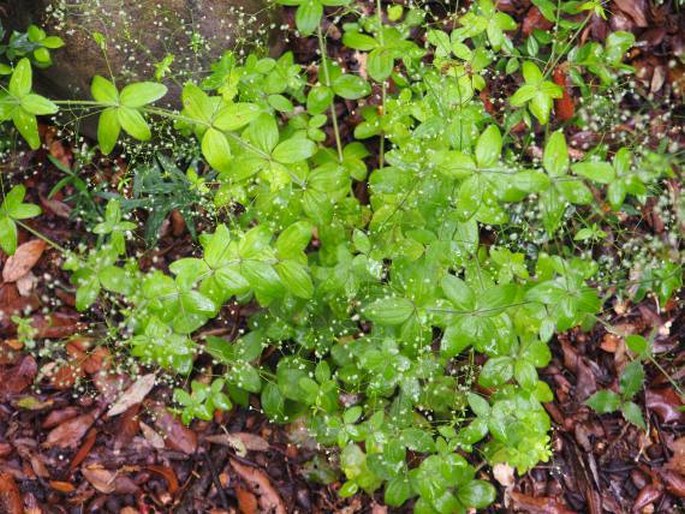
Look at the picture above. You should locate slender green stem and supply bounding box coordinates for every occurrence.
[376,0,386,168]
[15,220,70,254]
[317,24,344,163]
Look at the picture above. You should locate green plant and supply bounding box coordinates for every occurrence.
[586,360,646,429]
[0,184,41,255]
[1,3,682,511]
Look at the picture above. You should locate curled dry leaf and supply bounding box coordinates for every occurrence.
[146,465,180,495]
[646,388,685,424]
[2,240,46,283]
[632,483,664,512]
[0,471,23,514]
[510,491,576,514]
[0,355,38,399]
[44,410,97,449]
[235,485,259,514]
[230,459,286,514]
[107,373,157,417]
[81,465,117,494]
[205,432,270,456]
[152,406,197,455]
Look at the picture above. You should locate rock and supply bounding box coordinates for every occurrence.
[2,0,279,130]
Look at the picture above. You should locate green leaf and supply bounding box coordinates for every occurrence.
[9,58,32,98]
[276,221,312,259]
[119,82,167,107]
[261,382,285,419]
[118,106,151,141]
[0,216,17,255]
[457,175,482,221]
[514,360,537,389]
[529,91,553,125]
[275,260,314,298]
[571,161,616,184]
[12,108,40,149]
[202,127,232,173]
[478,356,514,387]
[385,476,413,507]
[214,102,261,131]
[441,275,475,310]
[586,390,621,414]
[91,75,119,104]
[509,84,537,106]
[295,0,323,35]
[457,480,496,509]
[556,180,593,204]
[621,401,646,429]
[332,74,371,100]
[368,48,394,82]
[342,32,379,51]
[307,85,334,114]
[522,61,543,84]
[475,125,501,168]
[20,94,58,115]
[543,131,569,177]
[619,361,644,399]
[97,107,121,155]
[364,297,415,325]
[625,334,650,357]
[182,83,213,124]
[272,137,317,163]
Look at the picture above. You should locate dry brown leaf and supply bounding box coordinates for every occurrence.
[2,240,46,283]
[140,421,165,449]
[236,484,259,514]
[49,480,76,493]
[230,459,286,514]
[153,406,197,455]
[81,465,117,494]
[510,491,576,514]
[15,272,37,296]
[646,388,685,424]
[44,410,97,449]
[0,471,24,514]
[666,437,685,475]
[107,373,156,417]
[205,432,270,455]
[613,0,648,27]
[146,465,180,495]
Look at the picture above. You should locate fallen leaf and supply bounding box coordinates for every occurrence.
[69,428,98,471]
[552,64,575,122]
[15,272,37,296]
[147,465,180,495]
[107,373,157,417]
[632,483,663,511]
[140,421,165,450]
[2,240,46,282]
[81,465,117,494]
[0,355,38,399]
[613,0,648,27]
[510,491,576,514]
[230,459,286,514]
[0,471,23,514]
[646,388,685,424]
[49,481,76,493]
[660,469,685,498]
[205,432,270,456]
[493,462,515,488]
[235,484,259,514]
[666,437,685,474]
[45,410,98,449]
[153,406,197,455]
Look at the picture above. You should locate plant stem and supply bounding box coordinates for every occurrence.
[15,220,70,254]
[317,24,344,163]
[376,0,386,168]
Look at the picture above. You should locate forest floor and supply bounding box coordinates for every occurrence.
[1,1,684,513]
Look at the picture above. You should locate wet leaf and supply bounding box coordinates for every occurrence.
[230,459,286,514]
[2,239,45,282]
[81,465,116,494]
[44,410,97,448]
[153,406,197,454]
[107,373,156,417]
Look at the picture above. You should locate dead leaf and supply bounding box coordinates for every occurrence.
[140,421,165,450]
[632,483,663,511]
[15,272,37,296]
[44,410,98,449]
[152,406,197,455]
[146,465,180,495]
[235,484,259,514]
[0,471,24,514]
[81,465,117,494]
[0,355,37,399]
[660,469,685,498]
[205,432,270,456]
[493,462,515,488]
[666,437,685,474]
[613,0,648,27]
[107,373,156,417]
[69,428,98,471]
[2,240,46,282]
[646,388,685,424]
[510,492,576,514]
[230,459,286,514]
[49,481,76,493]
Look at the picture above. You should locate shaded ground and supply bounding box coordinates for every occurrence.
[1,1,684,513]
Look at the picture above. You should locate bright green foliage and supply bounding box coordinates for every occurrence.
[586,360,646,429]
[509,61,562,125]
[0,185,42,255]
[174,379,232,424]
[0,58,58,149]
[0,4,680,513]
[91,75,167,153]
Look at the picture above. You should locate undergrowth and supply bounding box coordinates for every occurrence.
[0,0,683,511]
